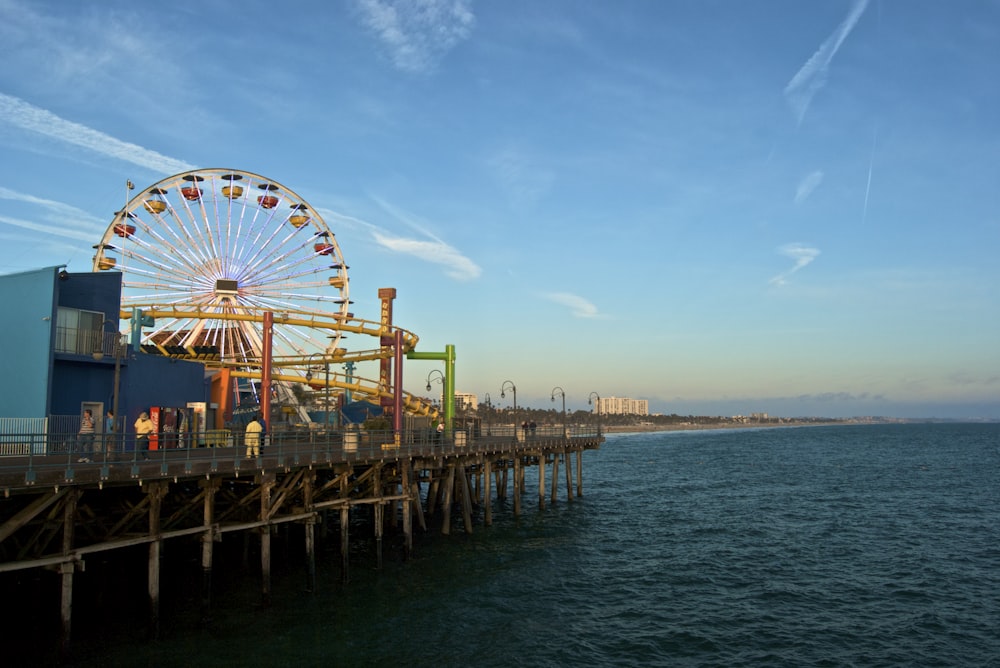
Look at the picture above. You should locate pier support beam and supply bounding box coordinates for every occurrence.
[551,452,560,505]
[538,455,546,510]
[513,457,521,517]
[59,489,79,660]
[564,451,573,500]
[260,476,274,607]
[441,465,455,535]
[576,450,583,497]
[340,505,350,584]
[459,466,473,534]
[147,481,166,640]
[483,458,493,526]
[200,478,219,619]
[402,461,412,559]
[303,471,316,593]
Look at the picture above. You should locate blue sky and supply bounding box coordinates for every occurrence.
[1,0,998,419]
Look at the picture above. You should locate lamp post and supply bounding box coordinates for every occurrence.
[500,380,516,438]
[588,391,601,436]
[426,369,445,398]
[304,353,331,432]
[551,386,566,438]
[483,392,492,435]
[426,370,445,442]
[93,320,123,456]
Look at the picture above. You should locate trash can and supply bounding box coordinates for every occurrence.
[343,431,358,451]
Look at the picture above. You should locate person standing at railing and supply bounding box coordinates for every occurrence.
[245,413,263,459]
[77,409,95,463]
[134,411,154,461]
[104,410,117,461]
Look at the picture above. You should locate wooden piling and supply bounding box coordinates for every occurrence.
[147,481,165,640]
[550,452,560,505]
[483,457,493,526]
[59,488,78,660]
[259,476,273,607]
[513,456,521,516]
[538,454,546,510]
[200,478,219,617]
[459,466,473,534]
[303,471,316,592]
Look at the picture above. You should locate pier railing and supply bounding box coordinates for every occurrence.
[0,423,602,491]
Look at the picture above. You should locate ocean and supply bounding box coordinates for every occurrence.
[62,423,1000,666]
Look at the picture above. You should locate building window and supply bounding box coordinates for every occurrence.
[56,307,105,355]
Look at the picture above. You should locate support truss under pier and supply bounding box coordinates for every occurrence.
[0,428,602,657]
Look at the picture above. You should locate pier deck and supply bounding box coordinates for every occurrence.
[0,426,602,656]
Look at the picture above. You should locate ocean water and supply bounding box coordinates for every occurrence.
[65,423,1000,666]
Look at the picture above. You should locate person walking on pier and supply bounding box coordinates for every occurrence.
[245,413,263,459]
[77,409,95,463]
[104,410,117,461]
[134,411,154,460]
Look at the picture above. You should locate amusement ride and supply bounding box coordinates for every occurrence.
[91,168,441,427]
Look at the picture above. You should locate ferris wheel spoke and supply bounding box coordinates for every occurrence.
[243,242,338,287]
[147,203,216,269]
[117,236,211,289]
[236,225,321,286]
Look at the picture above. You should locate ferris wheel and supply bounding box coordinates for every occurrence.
[91,168,350,371]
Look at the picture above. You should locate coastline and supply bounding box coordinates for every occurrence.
[601,420,847,434]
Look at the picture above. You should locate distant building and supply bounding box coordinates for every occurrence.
[0,266,213,447]
[455,392,477,411]
[594,396,649,416]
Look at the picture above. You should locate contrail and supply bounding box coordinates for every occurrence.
[862,128,877,225]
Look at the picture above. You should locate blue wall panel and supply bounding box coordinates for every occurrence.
[0,266,58,418]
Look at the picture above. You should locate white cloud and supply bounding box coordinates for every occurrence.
[794,170,824,204]
[769,243,820,286]
[0,93,195,174]
[542,292,605,319]
[784,0,869,125]
[372,231,481,280]
[354,0,475,73]
[320,206,481,281]
[0,214,95,243]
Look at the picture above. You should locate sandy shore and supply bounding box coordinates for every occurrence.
[601,420,845,434]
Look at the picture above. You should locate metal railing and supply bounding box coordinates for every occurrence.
[0,422,602,487]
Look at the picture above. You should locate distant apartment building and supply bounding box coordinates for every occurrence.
[455,392,477,411]
[594,396,649,416]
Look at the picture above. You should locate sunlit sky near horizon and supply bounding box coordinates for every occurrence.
[1,0,998,419]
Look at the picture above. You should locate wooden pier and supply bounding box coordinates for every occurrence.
[0,427,602,657]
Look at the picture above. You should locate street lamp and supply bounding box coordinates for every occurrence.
[500,380,516,437]
[588,391,601,436]
[304,353,331,431]
[483,392,492,435]
[426,369,445,395]
[92,320,124,452]
[551,386,566,437]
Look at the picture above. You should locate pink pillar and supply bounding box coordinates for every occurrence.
[261,312,273,425]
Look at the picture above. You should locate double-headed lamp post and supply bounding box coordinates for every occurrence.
[551,386,566,437]
[588,391,601,436]
[500,380,516,437]
[304,353,331,431]
[483,392,492,434]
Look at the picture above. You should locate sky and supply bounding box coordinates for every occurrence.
[0,0,998,419]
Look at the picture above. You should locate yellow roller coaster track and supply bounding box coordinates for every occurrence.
[120,305,438,418]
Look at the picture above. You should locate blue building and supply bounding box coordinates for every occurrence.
[1,266,210,442]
